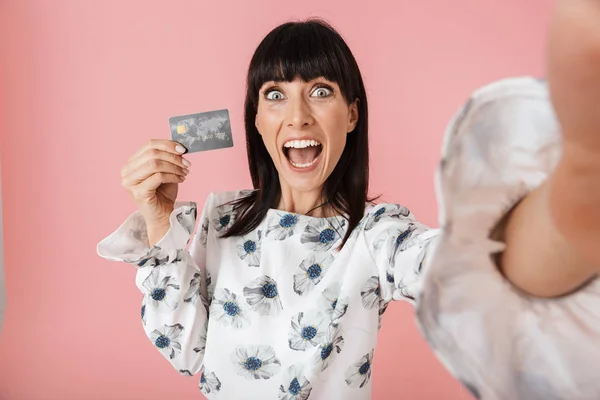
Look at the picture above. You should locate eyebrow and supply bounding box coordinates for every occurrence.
[261,78,334,88]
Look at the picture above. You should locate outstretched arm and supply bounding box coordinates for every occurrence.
[500,0,600,297]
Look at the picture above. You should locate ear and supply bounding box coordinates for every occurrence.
[347,99,359,133]
[255,113,262,135]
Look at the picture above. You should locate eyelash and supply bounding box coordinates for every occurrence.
[263,84,334,101]
[312,85,334,98]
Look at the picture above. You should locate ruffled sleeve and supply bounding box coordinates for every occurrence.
[415,77,600,399]
[97,194,214,377]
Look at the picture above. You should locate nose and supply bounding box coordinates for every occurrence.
[286,96,314,129]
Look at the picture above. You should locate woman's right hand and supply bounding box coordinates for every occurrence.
[120,139,191,230]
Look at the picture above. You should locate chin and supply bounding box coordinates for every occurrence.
[280,175,327,194]
[279,152,330,192]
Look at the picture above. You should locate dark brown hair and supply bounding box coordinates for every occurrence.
[223,19,370,248]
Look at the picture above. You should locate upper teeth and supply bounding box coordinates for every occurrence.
[283,140,321,149]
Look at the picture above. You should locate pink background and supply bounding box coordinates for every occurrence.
[0,0,552,398]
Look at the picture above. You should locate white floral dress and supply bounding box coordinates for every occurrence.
[97,77,600,400]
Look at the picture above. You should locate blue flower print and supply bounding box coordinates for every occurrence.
[179,369,193,376]
[183,272,202,305]
[198,218,209,246]
[212,204,235,232]
[384,268,396,298]
[232,344,281,380]
[364,204,410,231]
[136,247,167,268]
[385,269,395,286]
[300,219,345,251]
[293,253,334,295]
[373,223,419,267]
[170,249,188,264]
[206,271,214,307]
[278,364,312,400]
[210,288,250,329]
[313,323,344,372]
[193,324,207,354]
[243,276,283,315]
[237,230,263,267]
[199,366,222,395]
[318,283,348,321]
[360,276,380,310]
[288,311,327,351]
[137,248,186,268]
[345,349,374,389]
[142,269,180,310]
[141,297,147,326]
[176,206,196,235]
[150,323,184,360]
[266,212,300,240]
[378,301,389,330]
[395,275,419,301]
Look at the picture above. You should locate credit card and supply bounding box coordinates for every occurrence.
[169,109,234,153]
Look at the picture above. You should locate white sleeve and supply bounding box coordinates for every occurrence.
[415,77,600,399]
[361,205,439,306]
[97,194,214,377]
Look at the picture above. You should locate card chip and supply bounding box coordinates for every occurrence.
[176,125,187,134]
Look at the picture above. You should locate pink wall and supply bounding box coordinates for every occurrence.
[0,0,552,398]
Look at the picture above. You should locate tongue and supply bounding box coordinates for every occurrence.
[287,147,319,165]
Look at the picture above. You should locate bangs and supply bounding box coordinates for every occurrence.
[235,18,370,248]
[248,20,354,103]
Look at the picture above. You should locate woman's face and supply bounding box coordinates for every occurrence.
[255,77,359,195]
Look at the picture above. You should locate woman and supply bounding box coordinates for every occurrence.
[98,1,600,399]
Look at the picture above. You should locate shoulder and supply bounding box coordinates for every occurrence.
[200,190,255,231]
[362,203,416,230]
[208,189,256,209]
[361,202,432,249]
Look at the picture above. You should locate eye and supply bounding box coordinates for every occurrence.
[311,86,333,98]
[265,90,285,101]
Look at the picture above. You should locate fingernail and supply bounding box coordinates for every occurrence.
[175,145,186,153]
[182,158,191,167]
[183,168,189,175]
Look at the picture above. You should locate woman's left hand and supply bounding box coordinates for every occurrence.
[547,0,600,269]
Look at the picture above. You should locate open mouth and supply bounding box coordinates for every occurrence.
[283,140,323,169]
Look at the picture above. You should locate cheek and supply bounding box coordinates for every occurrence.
[329,135,347,165]
[322,109,350,155]
[255,111,281,158]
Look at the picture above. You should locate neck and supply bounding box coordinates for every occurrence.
[277,184,332,217]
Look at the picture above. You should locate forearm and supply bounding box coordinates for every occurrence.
[550,141,600,267]
[498,0,600,298]
[137,257,208,375]
[499,164,599,298]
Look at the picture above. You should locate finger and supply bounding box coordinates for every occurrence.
[130,173,184,200]
[128,139,187,163]
[122,159,189,189]
[122,148,191,177]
